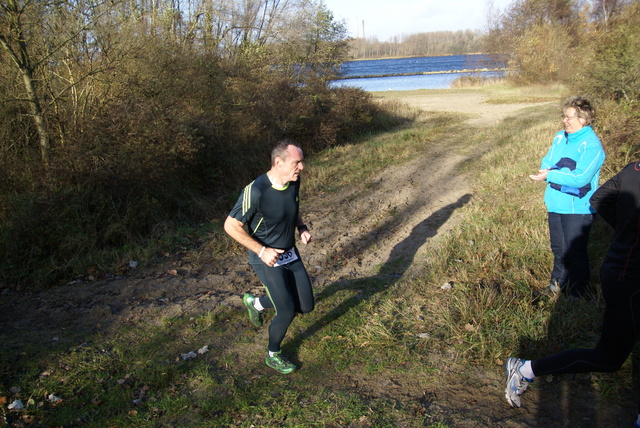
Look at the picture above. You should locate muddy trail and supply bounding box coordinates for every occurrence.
[1,89,637,427]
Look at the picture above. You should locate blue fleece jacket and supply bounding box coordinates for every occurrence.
[540,125,605,214]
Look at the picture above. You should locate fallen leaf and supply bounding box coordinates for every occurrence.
[21,415,35,423]
[441,281,453,290]
[180,351,197,360]
[8,399,23,410]
[47,394,62,403]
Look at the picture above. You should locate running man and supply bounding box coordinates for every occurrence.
[506,161,640,426]
[224,139,314,374]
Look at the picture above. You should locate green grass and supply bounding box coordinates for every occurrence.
[1,84,630,426]
[302,109,459,199]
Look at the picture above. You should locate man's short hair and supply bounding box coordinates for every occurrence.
[271,139,302,166]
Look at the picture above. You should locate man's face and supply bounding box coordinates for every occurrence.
[277,145,304,182]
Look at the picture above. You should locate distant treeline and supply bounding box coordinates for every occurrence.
[347,30,484,59]
[350,0,640,173]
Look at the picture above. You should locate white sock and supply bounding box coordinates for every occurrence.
[520,360,535,380]
[253,298,264,311]
[268,350,278,358]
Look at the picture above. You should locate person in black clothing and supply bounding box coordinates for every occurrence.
[224,139,314,374]
[506,161,640,427]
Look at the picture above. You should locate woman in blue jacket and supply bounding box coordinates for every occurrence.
[529,96,605,298]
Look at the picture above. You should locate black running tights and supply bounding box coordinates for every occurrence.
[250,257,314,353]
[532,269,640,378]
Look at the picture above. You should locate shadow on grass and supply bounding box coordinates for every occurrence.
[515,217,639,426]
[287,193,472,358]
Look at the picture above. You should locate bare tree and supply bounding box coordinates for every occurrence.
[0,0,51,162]
[591,0,634,27]
[0,0,122,163]
[181,0,319,57]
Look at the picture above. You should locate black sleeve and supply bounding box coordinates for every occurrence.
[590,170,621,229]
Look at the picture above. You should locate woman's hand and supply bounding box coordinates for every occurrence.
[529,169,549,182]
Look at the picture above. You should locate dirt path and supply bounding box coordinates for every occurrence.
[375,89,547,126]
[2,89,636,426]
[3,90,542,332]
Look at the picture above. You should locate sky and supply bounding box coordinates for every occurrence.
[322,0,515,42]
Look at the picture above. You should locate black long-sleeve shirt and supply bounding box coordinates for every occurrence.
[590,161,640,281]
[229,173,300,250]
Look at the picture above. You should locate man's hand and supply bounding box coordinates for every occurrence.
[261,247,284,267]
[299,229,312,245]
[224,216,283,265]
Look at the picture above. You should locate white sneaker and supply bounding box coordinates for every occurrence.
[505,357,533,407]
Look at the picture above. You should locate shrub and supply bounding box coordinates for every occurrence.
[571,3,640,171]
[507,24,577,85]
[575,3,640,103]
[0,40,409,287]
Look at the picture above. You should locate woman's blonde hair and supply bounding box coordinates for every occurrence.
[564,96,595,125]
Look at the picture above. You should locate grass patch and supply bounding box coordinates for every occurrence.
[481,83,568,104]
[303,109,461,198]
[2,86,629,426]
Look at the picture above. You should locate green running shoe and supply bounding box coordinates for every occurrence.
[265,351,297,374]
[243,293,262,327]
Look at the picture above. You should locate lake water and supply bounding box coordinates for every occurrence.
[332,54,504,92]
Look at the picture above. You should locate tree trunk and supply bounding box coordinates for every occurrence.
[1,0,51,163]
[20,66,50,163]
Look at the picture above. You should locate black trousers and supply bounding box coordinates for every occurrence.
[532,268,640,377]
[250,248,314,353]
